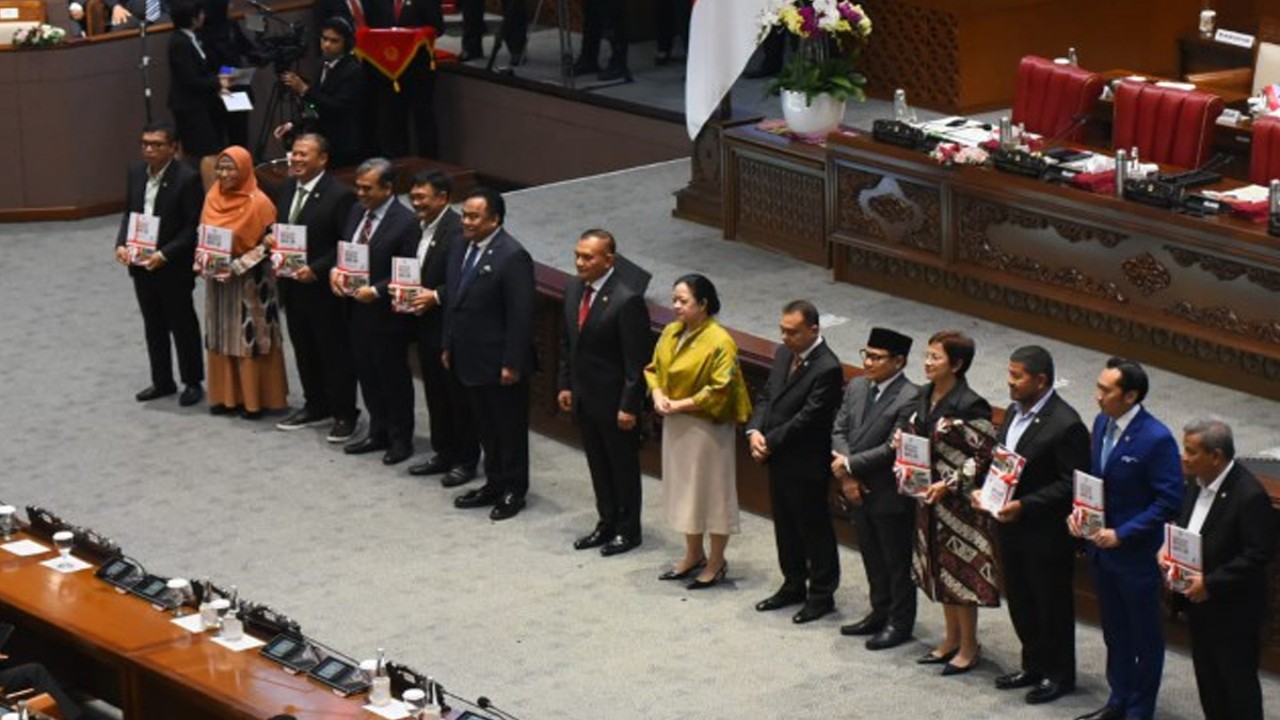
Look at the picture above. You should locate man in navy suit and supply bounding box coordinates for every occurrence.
[747,300,845,624]
[440,188,535,521]
[1168,419,1275,720]
[329,158,419,465]
[1069,358,1183,720]
[558,230,651,555]
[114,122,204,408]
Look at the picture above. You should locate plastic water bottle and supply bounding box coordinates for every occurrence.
[1068,47,1079,66]
[1114,149,1129,199]
[893,89,909,121]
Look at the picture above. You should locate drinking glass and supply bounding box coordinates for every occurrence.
[52,530,74,570]
[166,578,193,616]
[402,688,426,714]
[0,505,16,541]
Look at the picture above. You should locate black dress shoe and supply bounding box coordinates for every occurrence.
[571,59,600,76]
[1025,679,1073,705]
[458,47,482,62]
[454,486,501,509]
[276,407,328,430]
[792,602,834,624]
[135,384,177,402]
[600,535,639,557]
[408,455,452,476]
[1073,705,1123,720]
[864,624,911,650]
[239,408,264,420]
[659,559,705,581]
[209,404,234,416]
[489,493,525,520]
[344,436,388,455]
[327,417,358,443]
[839,614,887,636]
[382,445,413,465]
[755,591,805,612]
[573,527,612,550]
[686,562,727,590]
[598,66,632,83]
[441,464,477,488]
[178,385,203,407]
[941,657,979,676]
[917,648,959,665]
[995,671,1041,690]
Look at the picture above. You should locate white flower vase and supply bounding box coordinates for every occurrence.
[781,89,846,137]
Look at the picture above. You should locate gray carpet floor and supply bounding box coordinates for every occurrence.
[1,159,1277,719]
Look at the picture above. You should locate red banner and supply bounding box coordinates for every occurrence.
[354,26,437,92]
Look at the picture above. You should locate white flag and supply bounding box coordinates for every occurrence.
[685,0,775,140]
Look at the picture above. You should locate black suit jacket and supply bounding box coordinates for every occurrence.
[831,373,919,514]
[1175,463,1276,634]
[351,0,444,30]
[415,207,463,346]
[273,171,357,280]
[557,270,651,422]
[746,341,845,480]
[115,159,203,278]
[440,228,535,386]
[996,392,1091,552]
[302,54,365,166]
[343,199,419,334]
[166,30,221,113]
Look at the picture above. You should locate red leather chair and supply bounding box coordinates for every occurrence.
[1012,56,1104,142]
[1251,114,1280,185]
[1112,82,1224,168]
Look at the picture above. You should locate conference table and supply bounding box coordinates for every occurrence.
[0,532,370,719]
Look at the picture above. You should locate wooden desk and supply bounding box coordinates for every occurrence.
[0,556,369,719]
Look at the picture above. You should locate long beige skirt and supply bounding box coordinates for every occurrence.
[661,413,740,535]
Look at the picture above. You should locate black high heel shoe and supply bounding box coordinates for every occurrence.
[917,647,959,665]
[659,558,706,581]
[686,562,727,590]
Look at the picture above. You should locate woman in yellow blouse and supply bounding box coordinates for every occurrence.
[645,274,751,590]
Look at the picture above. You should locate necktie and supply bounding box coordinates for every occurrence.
[865,383,880,416]
[787,355,803,380]
[462,243,480,274]
[145,0,160,22]
[1100,418,1119,472]
[357,210,375,245]
[577,285,594,329]
[288,187,308,223]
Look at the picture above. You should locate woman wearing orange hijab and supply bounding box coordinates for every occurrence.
[197,146,288,418]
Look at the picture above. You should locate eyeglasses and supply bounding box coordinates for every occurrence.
[859,349,893,363]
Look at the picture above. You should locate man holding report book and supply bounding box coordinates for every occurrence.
[1068,358,1182,720]
[1167,419,1275,720]
[976,345,1089,705]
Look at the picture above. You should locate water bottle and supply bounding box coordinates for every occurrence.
[220,585,243,641]
[999,116,1013,149]
[1114,149,1128,199]
[1068,47,1079,66]
[369,648,391,705]
[893,88,909,122]
[1270,179,1280,216]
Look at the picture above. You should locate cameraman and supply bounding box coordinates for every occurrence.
[277,16,364,168]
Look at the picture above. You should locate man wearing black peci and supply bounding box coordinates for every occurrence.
[270,134,360,443]
[558,230,651,556]
[405,171,481,487]
[830,327,918,646]
[748,300,845,624]
[114,122,205,408]
[977,345,1089,705]
[330,158,419,465]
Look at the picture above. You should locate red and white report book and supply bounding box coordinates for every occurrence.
[335,241,369,295]
[195,225,233,279]
[978,444,1025,515]
[895,432,932,498]
[1163,523,1203,593]
[389,257,422,314]
[271,223,308,278]
[1072,470,1106,537]
[126,212,159,266]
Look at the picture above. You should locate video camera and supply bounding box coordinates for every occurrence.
[242,0,307,73]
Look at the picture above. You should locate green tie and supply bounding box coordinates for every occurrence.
[289,187,308,223]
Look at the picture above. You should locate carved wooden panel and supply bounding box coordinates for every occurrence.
[861,0,961,111]
[734,154,827,266]
[833,164,942,252]
[1165,245,1280,291]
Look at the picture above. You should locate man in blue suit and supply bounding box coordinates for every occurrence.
[440,188,536,521]
[1069,358,1183,720]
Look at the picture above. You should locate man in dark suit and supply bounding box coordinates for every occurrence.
[978,346,1089,704]
[440,188,535,521]
[557,230,651,556]
[405,171,480,487]
[572,0,630,82]
[167,0,228,174]
[748,300,845,624]
[1069,358,1183,720]
[270,133,360,443]
[114,121,205,408]
[329,158,419,465]
[830,327,917,648]
[1168,419,1276,720]
[280,17,365,168]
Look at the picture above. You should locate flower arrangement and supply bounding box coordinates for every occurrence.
[757,0,872,103]
[12,23,67,48]
[929,143,990,167]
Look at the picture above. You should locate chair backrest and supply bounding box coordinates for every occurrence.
[1112,81,1224,168]
[1254,41,1280,96]
[1251,115,1280,185]
[1012,55,1104,142]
